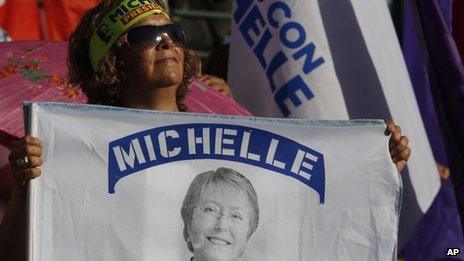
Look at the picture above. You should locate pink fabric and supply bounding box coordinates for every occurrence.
[185,80,252,116]
[0,41,86,138]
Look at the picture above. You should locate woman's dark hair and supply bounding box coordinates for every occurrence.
[66,0,200,111]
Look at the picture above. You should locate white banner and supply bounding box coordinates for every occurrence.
[29,102,399,261]
[228,0,440,246]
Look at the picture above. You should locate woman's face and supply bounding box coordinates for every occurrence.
[118,14,185,90]
[187,184,253,261]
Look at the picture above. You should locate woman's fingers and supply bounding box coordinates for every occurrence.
[12,168,41,185]
[384,119,395,135]
[200,74,224,84]
[385,120,411,172]
[392,147,411,163]
[217,89,233,99]
[390,136,409,158]
[15,135,41,147]
[199,74,234,99]
[395,161,407,173]
[9,142,43,163]
[8,136,44,185]
[388,125,402,149]
[202,77,227,91]
[10,156,43,171]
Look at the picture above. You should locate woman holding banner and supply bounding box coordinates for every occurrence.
[0,0,410,259]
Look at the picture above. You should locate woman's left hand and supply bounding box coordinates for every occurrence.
[385,120,411,172]
[199,74,234,100]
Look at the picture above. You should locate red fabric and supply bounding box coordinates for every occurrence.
[42,0,99,41]
[0,0,99,41]
[0,0,42,40]
[453,0,464,62]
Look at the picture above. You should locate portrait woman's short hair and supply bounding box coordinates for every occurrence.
[66,0,200,110]
[180,167,259,252]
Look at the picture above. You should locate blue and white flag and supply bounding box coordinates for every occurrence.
[228,0,440,246]
[229,0,347,119]
[28,102,399,261]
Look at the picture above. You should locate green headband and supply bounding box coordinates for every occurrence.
[89,0,170,70]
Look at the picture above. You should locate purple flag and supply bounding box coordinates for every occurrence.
[401,0,464,258]
[414,0,464,211]
[402,0,448,166]
[404,179,464,260]
[437,0,453,30]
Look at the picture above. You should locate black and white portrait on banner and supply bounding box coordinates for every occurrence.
[180,167,259,261]
[28,103,400,260]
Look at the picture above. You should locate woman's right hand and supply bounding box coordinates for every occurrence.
[198,74,235,100]
[8,136,43,187]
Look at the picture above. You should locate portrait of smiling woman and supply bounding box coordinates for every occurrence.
[181,168,259,261]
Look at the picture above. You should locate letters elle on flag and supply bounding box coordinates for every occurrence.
[228,0,348,119]
[228,0,441,247]
[28,102,399,260]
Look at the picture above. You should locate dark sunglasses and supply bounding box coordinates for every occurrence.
[121,24,186,49]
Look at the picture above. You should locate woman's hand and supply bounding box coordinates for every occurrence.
[8,136,43,187]
[199,74,235,100]
[385,120,411,172]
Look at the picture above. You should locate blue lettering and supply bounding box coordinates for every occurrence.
[239,5,266,47]
[280,22,306,49]
[274,75,314,116]
[235,0,324,115]
[234,0,255,24]
[266,51,288,91]
[253,28,273,68]
[293,42,325,74]
[108,124,326,203]
[268,1,291,28]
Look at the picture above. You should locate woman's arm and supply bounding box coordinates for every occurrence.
[0,184,27,261]
[0,136,42,261]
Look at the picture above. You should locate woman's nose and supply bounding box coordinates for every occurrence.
[156,34,175,50]
[214,214,229,231]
